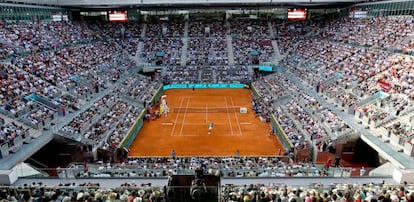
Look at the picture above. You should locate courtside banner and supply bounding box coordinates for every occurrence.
[163,83,246,90]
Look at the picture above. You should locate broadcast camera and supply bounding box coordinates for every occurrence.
[167,166,220,202]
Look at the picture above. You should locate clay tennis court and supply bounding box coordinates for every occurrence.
[128,88,283,157]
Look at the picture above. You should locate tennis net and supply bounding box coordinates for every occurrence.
[173,107,240,113]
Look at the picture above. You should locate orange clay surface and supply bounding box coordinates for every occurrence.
[128,88,283,157]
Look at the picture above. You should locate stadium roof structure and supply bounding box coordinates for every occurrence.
[1,0,389,8]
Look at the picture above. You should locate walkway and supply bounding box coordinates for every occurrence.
[13,177,397,188]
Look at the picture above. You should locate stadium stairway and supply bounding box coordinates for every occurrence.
[128,41,144,66]
[127,24,145,67]
[281,70,414,171]
[183,20,189,38]
[141,23,147,39]
[269,22,282,65]
[282,41,301,59]
[180,21,189,66]
[267,21,275,39]
[198,69,203,81]
[212,67,218,83]
[248,66,254,78]
[161,66,168,77]
[272,94,291,106]
[271,40,282,65]
[227,35,235,65]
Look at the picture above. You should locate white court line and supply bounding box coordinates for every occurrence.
[170,97,185,136]
[205,104,208,123]
[178,97,191,137]
[184,123,227,125]
[230,96,243,136]
[162,122,174,125]
[239,122,251,125]
[180,133,234,137]
[224,96,234,136]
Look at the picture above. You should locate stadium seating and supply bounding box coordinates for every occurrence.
[1,11,414,189]
[2,180,413,201]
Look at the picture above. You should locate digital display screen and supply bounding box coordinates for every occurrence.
[288,8,307,21]
[349,8,368,18]
[109,11,128,22]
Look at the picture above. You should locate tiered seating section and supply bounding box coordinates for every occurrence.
[142,19,184,66]
[69,156,325,178]
[161,17,280,84]
[231,19,274,65]
[1,14,414,182]
[278,15,414,156]
[2,178,413,201]
[0,21,156,159]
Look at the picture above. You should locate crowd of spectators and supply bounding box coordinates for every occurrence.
[320,16,414,50]
[285,99,329,142]
[320,109,351,134]
[162,66,201,84]
[2,180,414,202]
[231,18,274,65]
[142,38,183,66]
[274,106,306,148]
[1,12,414,186]
[281,16,414,100]
[0,62,59,117]
[187,38,228,66]
[0,182,165,202]
[117,74,161,104]
[0,19,145,158]
[73,156,325,179]
[277,15,414,157]
[146,19,184,38]
[221,182,414,202]
[251,70,353,150]
[12,39,136,98]
[0,21,99,59]
[0,121,27,147]
[94,22,142,38]
[23,106,55,128]
[102,103,142,152]
[274,20,311,55]
[186,19,229,69]
[60,94,117,142]
[189,19,228,37]
[142,20,184,66]
[83,100,138,143]
[141,17,272,84]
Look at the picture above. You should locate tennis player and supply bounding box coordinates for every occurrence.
[164,105,169,118]
[208,122,214,135]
